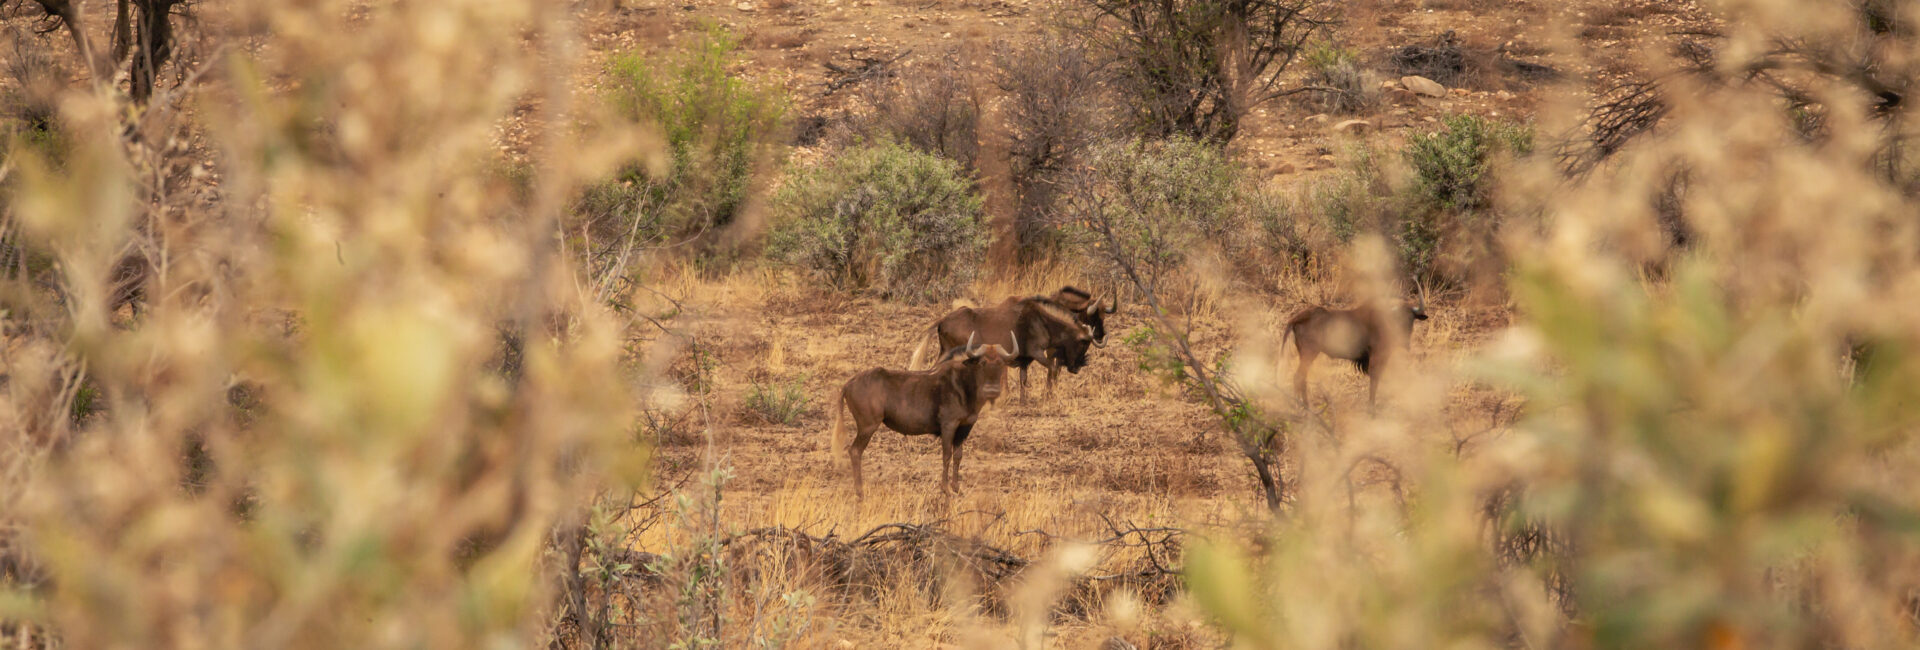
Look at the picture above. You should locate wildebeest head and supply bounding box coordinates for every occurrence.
[956,332,1016,400]
[1053,286,1118,347]
[935,333,1019,399]
[1031,301,1097,374]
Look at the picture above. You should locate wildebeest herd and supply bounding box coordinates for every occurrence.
[825,285,1430,498]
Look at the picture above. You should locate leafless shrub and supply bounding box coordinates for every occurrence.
[1554,79,1668,176]
[1388,31,1472,86]
[993,34,1112,257]
[2,26,60,132]
[1300,42,1376,115]
[1087,0,1336,143]
[860,52,979,170]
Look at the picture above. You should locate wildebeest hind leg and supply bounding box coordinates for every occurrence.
[1294,350,1320,405]
[850,422,879,501]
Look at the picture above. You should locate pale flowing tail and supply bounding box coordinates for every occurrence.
[906,324,938,370]
[828,391,848,468]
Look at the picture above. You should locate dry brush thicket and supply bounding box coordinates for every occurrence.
[5,0,1920,648]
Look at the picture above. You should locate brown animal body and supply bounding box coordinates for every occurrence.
[829,336,1016,498]
[1282,298,1428,405]
[907,286,1115,402]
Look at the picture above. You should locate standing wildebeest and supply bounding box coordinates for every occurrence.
[1283,293,1428,406]
[907,290,1101,402]
[829,334,1017,498]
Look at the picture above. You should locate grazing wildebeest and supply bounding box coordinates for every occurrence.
[829,334,1017,498]
[1282,292,1429,406]
[907,293,1096,403]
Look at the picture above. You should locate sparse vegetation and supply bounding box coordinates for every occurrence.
[743,375,811,425]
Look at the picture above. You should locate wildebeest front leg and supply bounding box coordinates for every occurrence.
[1018,365,1030,404]
[950,424,972,493]
[939,423,960,494]
[1045,362,1059,401]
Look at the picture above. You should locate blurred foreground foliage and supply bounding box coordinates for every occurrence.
[1184,0,1920,647]
[2,1,654,647]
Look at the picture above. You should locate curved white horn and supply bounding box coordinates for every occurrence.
[966,331,979,355]
[1008,332,1020,357]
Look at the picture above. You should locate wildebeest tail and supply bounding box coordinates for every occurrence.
[828,390,848,468]
[907,324,939,370]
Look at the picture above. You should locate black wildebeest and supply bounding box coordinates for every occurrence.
[1045,286,1119,348]
[829,334,1017,498]
[907,288,1104,402]
[1282,292,1428,406]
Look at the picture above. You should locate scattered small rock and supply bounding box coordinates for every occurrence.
[1449,87,1471,97]
[1333,119,1372,135]
[1494,90,1515,101]
[1305,113,1330,124]
[735,1,755,10]
[1402,75,1447,98]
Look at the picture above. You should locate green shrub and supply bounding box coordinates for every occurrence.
[767,142,987,303]
[1403,114,1533,214]
[585,26,787,254]
[1398,114,1532,283]
[742,376,810,426]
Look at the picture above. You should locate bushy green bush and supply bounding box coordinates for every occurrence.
[584,26,786,253]
[1398,114,1532,284]
[767,142,987,303]
[1404,114,1533,214]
